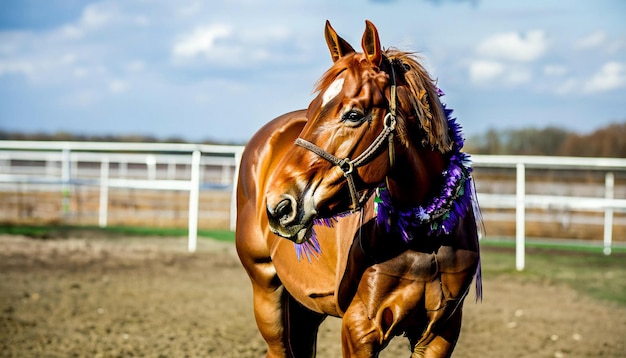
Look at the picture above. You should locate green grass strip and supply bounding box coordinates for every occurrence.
[0,224,235,242]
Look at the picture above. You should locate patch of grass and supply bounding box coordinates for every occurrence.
[0,225,51,237]
[199,229,235,242]
[479,243,626,306]
[0,224,234,242]
[482,237,626,254]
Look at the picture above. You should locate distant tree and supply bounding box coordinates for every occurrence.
[466,121,626,157]
[467,126,569,155]
[558,122,626,157]
[505,127,569,155]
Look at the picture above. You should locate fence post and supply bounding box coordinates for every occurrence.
[146,155,157,180]
[99,157,110,228]
[604,172,614,255]
[61,147,71,220]
[188,150,201,252]
[230,148,243,232]
[516,162,526,271]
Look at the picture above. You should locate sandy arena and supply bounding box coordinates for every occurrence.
[1,234,625,357]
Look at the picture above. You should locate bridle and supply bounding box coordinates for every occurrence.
[294,61,399,212]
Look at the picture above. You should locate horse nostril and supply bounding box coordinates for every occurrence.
[277,198,296,225]
[268,195,298,228]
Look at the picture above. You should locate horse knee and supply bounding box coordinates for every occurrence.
[341,327,379,357]
[341,312,381,357]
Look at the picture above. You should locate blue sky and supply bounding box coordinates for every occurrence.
[0,0,625,143]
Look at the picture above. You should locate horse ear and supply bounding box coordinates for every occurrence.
[325,20,355,62]
[361,20,382,67]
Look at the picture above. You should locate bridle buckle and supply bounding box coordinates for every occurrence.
[338,158,354,176]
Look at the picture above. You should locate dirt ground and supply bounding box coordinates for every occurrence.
[1,235,625,358]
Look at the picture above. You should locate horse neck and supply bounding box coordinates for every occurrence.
[384,145,446,208]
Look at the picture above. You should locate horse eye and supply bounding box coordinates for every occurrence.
[342,110,365,123]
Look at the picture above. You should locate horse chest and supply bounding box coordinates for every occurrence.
[271,237,344,316]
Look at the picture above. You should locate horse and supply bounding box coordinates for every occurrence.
[235,20,481,358]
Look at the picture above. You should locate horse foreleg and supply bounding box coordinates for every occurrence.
[251,282,290,358]
[236,203,289,357]
[411,308,463,358]
[240,249,324,357]
[340,299,382,358]
[283,293,326,357]
[250,283,326,358]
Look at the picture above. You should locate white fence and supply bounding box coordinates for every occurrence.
[472,155,626,270]
[0,140,244,252]
[1,141,625,270]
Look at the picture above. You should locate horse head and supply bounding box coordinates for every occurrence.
[265,20,453,243]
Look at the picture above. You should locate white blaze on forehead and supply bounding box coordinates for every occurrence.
[321,78,344,107]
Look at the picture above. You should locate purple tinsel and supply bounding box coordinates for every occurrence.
[294,215,347,262]
[375,104,476,241]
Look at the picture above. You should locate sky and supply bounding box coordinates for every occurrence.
[0,0,625,144]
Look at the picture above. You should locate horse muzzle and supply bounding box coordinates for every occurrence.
[266,194,316,243]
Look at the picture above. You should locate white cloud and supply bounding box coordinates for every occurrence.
[469,60,504,82]
[172,24,232,59]
[583,62,626,93]
[476,30,548,62]
[52,4,116,40]
[468,60,531,86]
[575,30,606,50]
[80,5,113,29]
[171,22,299,67]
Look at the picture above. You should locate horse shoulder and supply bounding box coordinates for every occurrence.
[238,110,308,206]
[236,110,308,279]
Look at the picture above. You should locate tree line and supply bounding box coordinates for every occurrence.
[2,120,625,157]
[465,121,626,158]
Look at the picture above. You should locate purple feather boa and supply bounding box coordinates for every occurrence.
[375,104,475,241]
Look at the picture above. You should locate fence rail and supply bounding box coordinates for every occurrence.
[471,154,626,270]
[1,141,624,270]
[0,140,243,252]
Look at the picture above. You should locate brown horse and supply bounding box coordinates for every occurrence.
[236,20,481,358]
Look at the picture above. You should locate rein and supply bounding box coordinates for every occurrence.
[294,63,398,212]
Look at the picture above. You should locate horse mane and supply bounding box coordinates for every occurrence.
[313,50,452,153]
[385,49,452,152]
